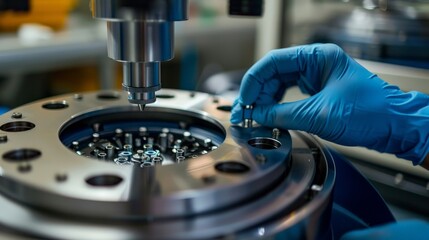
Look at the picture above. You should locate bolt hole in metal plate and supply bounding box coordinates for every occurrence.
[216,105,232,112]
[2,149,41,162]
[156,94,175,99]
[86,175,123,187]
[215,161,250,174]
[96,92,121,100]
[42,101,69,110]
[0,121,35,132]
[248,137,281,149]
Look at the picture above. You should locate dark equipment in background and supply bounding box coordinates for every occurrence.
[287,0,429,68]
[0,0,29,12]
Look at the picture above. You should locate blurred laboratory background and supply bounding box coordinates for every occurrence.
[0,0,429,225]
[0,0,257,110]
[3,0,429,107]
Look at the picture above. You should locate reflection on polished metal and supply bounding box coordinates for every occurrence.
[138,104,145,111]
[91,0,189,106]
[0,89,335,239]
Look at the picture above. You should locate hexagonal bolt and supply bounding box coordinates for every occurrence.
[143,144,153,151]
[137,150,144,157]
[153,157,163,165]
[97,152,107,160]
[176,148,185,158]
[114,157,132,165]
[118,151,133,160]
[140,162,153,168]
[123,144,133,152]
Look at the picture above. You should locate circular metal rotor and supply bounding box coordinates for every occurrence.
[0,89,335,240]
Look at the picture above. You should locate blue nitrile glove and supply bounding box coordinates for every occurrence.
[231,43,429,165]
[341,220,429,240]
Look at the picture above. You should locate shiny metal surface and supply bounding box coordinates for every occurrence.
[107,22,173,62]
[91,0,188,105]
[123,62,161,104]
[0,89,335,239]
[91,0,189,21]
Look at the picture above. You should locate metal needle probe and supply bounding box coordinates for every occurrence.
[138,104,145,111]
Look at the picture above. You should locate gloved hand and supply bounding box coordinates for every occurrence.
[341,220,429,240]
[231,43,429,165]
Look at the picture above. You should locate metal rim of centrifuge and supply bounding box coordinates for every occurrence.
[0,89,335,239]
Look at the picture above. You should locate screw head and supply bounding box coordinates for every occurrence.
[55,173,68,182]
[73,94,83,100]
[311,184,323,192]
[11,112,22,119]
[18,163,31,173]
[0,133,7,143]
[255,154,266,164]
[201,175,216,184]
[394,173,404,185]
[272,128,280,139]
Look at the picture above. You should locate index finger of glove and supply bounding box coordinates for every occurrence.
[239,46,304,105]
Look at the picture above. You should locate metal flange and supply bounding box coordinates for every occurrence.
[0,89,335,240]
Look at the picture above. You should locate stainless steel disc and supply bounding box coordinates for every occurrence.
[0,89,335,240]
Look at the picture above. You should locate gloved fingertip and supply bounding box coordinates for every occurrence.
[251,104,276,127]
[232,98,240,105]
[230,115,242,124]
[230,102,244,124]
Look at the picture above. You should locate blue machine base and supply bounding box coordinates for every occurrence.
[330,149,395,239]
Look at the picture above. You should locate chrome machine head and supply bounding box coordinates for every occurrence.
[90,0,189,108]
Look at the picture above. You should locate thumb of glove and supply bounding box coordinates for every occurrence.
[252,95,325,134]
